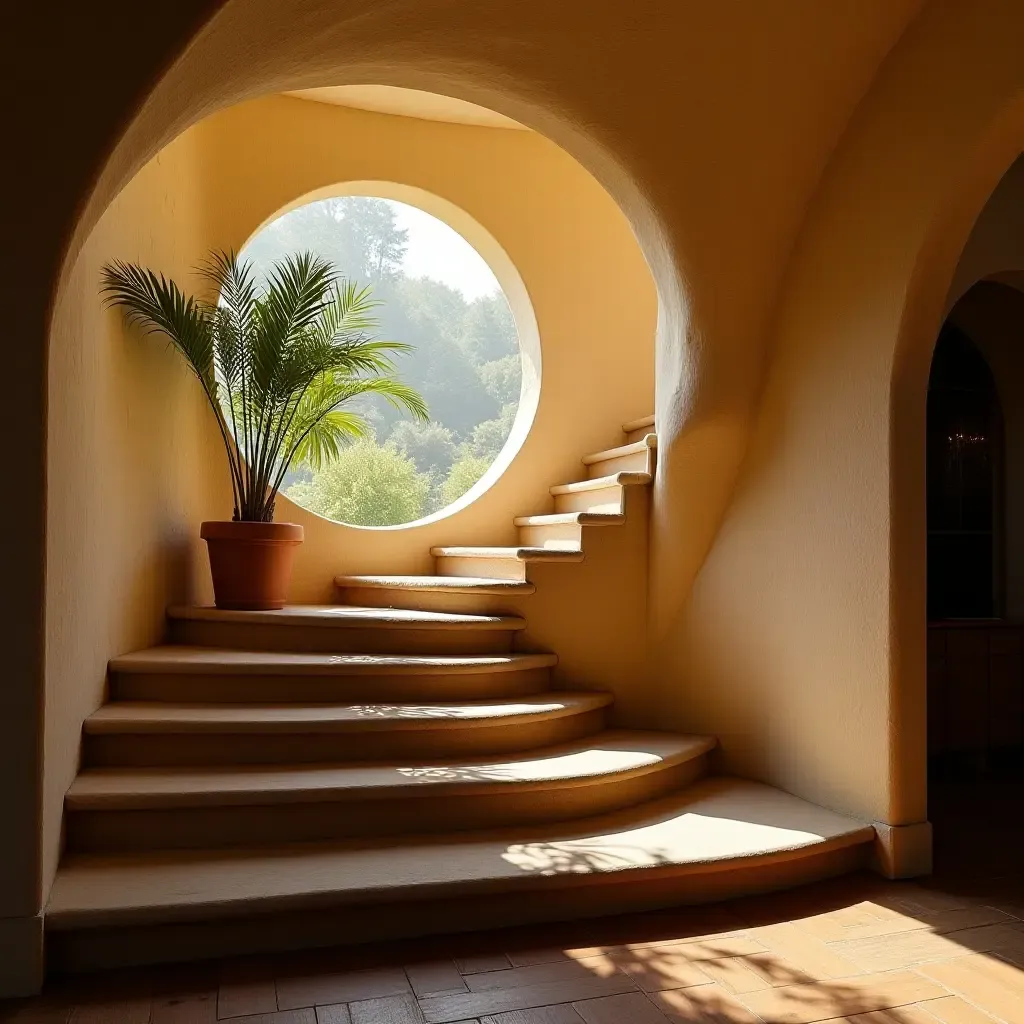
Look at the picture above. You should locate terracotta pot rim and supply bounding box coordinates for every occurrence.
[200,520,304,543]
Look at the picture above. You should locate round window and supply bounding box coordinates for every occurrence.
[240,196,523,527]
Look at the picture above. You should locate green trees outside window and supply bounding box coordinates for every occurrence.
[242,197,522,526]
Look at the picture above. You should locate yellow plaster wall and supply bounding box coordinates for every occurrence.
[13,0,1015,981]
[40,95,655,907]
[44,127,229,895]
[188,94,656,598]
[658,0,1024,830]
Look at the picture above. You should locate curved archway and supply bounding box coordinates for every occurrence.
[18,4,933,974]
[926,320,1003,622]
[41,81,661,915]
[887,97,1024,858]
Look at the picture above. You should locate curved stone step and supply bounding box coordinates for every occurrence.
[64,731,715,851]
[335,575,536,595]
[109,647,556,703]
[45,777,875,972]
[334,574,538,615]
[513,511,626,549]
[168,605,526,655]
[581,435,657,478]
[512,512,626,527]
[549,472,652,514]
[622,414,655,443]
[82,693,612,766]
[431,546,584,581]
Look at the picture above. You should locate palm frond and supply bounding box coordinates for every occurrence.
[338,375,430,421]
[314,279,382,343]
[290,410,369,472]
[102,248,428,522]
[101,261,216,389]
[198,250,259,331]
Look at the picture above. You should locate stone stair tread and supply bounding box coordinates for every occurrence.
[549,472,652,495]
[621,414,655,433]
[430,546,584,560]
[581,435,657,465]
[46,777,874,930]
[111,647,557,676]
[84,692,613,733]
[167,604,526,631]
[65,730,715,809]
[335,575,537,594]
[512,512,625,527]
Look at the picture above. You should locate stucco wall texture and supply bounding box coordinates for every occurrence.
[8,0,1024,992]
[44,95,656,915]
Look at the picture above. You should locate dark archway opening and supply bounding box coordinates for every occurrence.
[926,289,1024,885]
[926,321,1001,623]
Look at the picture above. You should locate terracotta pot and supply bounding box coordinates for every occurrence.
[200,521,304,610]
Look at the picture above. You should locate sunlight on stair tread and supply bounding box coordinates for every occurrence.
[69,745,679,798]
[46,780,871,927]
[88,697,599,724]
[170,604,520,624]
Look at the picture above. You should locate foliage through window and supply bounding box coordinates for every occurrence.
[241,197,522,526]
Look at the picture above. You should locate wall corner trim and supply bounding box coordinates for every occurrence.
[870,820,933,879]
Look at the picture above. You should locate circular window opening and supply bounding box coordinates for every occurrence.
[240,195,524,527]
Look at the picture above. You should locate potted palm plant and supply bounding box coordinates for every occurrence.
[102,250,427,609]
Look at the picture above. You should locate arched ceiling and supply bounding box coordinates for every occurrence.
[288,85,528,130]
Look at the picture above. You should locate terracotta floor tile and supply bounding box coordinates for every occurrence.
[840,1005,942,1023]
[648,983,762,1023]
[276,969,409,1011]
[481,1007,584,1023]
[404,961,467,998]
[505,951,607,969]
[456,957,513,976]
[605,947,708,993]
[735,970,945,1023]
[794,903,911,944]
[622,935,765,961]
[348,993,423,1024]
[698,956,775,994]
[466,957,619,993]
[882,890,979,915]
[573,992,670,1023]
[831,924,1024,973]
[919,953,1024,1022]
[749,922,865,980]
[315,1006,352,1024]
[217,1013,314,1024]
[797,905,1010,945]
[419,973,637,1023]
[916,994,1003,1023]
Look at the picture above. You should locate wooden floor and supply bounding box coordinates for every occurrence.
[5,780,1023,1023]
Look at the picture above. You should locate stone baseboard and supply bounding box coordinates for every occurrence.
[871,820,933,878]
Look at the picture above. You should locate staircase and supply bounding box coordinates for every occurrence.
[45,414,875,972]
